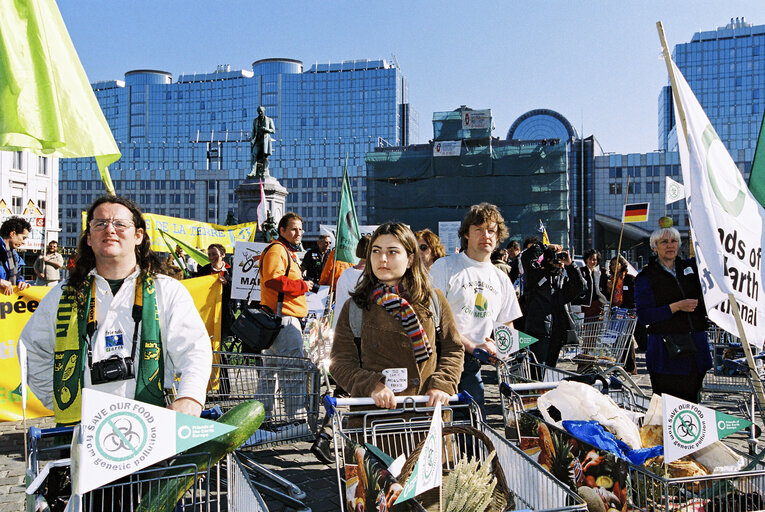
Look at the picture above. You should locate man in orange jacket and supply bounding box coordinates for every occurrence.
[258,212,313,421]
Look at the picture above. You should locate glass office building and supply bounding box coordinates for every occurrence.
[58,59,417,247]
[659,17,765,164]
[594,18,765,260]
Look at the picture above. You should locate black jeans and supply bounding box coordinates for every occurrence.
[649,371,705,403]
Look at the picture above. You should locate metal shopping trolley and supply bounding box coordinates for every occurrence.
[25,421,267,512]
[502,378,765,512]
[704,325,765,452]
[206,351,321,510]
[324,393,586,512]
[561,308,639,385]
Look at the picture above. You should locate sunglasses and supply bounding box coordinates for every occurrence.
[419,244,429,252]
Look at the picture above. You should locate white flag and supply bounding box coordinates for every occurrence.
[72,388,235,495]
[257,179,267,229]
[669,57,765,347]
[662,394,750,463]
[394,401,442,504]
[665,176,685,205]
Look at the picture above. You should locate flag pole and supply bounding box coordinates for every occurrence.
[327,155,350,318]
[657,21,765,410]
[609,174,630,309]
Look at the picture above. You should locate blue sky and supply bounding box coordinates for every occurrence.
[58,1,759,155]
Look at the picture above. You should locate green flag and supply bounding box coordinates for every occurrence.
[0,0,120,194]
[334,156,361,264]
[749,111,765,208]
[159,229,210,267]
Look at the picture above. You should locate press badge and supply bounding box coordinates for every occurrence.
[104,330,124,351]
[382,368,408,392]
[684,267,694,276]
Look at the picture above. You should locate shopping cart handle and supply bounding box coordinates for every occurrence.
[322,392,472,415]
[201,405,222,420]
[608,376,623,390]
[499,381,561,397]
[473,348,492,364]
[29,426,75,440]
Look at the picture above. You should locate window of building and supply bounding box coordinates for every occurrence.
[609,183,622,195]
[11,186,23,214]
[38,156,49,175]
[37,198,47,214]
[12,152,23,170]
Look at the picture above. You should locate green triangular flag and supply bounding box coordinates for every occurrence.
[334,155,361,264]
[494,323,538,360]
[749,110,765,208]
[159,229,210,267]
[714,410,752,439]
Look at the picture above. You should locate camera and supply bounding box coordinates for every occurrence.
[555,252,568,261]
[91,355,135,384]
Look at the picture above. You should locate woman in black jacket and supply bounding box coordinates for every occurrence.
[603,255,637,372]
[576,249,608,318]
[635,227,712,402]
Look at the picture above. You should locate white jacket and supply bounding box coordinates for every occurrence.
[20,268,213,410]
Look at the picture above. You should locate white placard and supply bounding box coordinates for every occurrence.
[438,221,461,254]
[231,241,269,301]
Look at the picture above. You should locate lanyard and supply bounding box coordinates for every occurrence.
[85,277,143,369]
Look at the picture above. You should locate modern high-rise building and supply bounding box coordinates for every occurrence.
[596,17,765,261]
[58,58,417,247]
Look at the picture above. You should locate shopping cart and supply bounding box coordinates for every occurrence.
[324,393,586,512]
[206,351,322,446]
[503,378,765,512]
[704,325,765,452]
[206,351,320,510]
[496,353,648,445]
[25,422,268,512]
[561,308,639,384]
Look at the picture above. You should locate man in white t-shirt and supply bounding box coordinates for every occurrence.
[430,203,522,415]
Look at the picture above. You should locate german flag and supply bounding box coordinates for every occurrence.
[623,202,649,223]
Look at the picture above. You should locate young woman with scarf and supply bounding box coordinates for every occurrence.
[330,222,464,408]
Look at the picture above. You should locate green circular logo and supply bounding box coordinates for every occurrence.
[672,410,702,445]
[422,434,438,480]
[702,124,747,217]
[95,411,148,462]
[495,327,512,352]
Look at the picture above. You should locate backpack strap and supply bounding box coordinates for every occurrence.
[257,242,292,315]
[348,301,363,367]
[429,289,442,360]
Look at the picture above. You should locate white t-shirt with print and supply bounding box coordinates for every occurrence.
[430,252,522,345]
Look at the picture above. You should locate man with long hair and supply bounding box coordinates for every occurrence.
[20,196,212,425]
[430,203,522,414]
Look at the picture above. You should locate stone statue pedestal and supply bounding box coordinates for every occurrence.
[236,176,288,241]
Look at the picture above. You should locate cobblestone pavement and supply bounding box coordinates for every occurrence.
[3,354,761,511]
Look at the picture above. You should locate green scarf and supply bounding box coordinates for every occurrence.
[53,274,164,426]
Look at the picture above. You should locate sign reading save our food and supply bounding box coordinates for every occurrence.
[662,394,751,463]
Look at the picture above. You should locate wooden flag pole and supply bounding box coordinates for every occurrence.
[728,294,765,417]
[609,175,630,309]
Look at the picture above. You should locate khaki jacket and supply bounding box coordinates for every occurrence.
[330,289,464,398]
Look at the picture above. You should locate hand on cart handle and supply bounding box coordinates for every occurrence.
[371,382,397,409]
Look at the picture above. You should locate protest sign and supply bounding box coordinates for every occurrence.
[662,394,750,463]
[493,324,538,360]
[230,241,269,301]
[70,388,235,495]
[395,402,442,504]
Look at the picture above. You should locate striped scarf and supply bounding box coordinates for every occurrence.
[372,283,432,363]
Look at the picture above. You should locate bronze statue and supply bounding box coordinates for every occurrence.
[248,105,275,179]
[262,211,278,242]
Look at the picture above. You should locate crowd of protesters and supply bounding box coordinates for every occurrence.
[5,193,715,447]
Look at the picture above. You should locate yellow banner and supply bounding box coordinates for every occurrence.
[143,213,257,254]
[3,275,222,421]
[0,288,53,421]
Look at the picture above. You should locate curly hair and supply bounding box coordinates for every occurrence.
[0,217,32,238]
[458,203,508,251]
[350,222,433,313]
[65,196,165,302]
[414,228,446,261]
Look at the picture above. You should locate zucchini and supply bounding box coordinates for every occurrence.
[137,400,265,512]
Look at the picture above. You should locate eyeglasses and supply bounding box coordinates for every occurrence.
[90,219,134,232]
[419,244,429,252]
